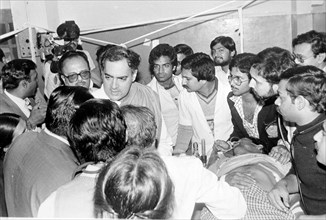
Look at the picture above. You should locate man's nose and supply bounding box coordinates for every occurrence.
[249,79,255,88]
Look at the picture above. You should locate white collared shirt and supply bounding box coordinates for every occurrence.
[4,89,30,117]
[44,127,69,146]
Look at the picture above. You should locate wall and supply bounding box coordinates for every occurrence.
[3,0,326,85]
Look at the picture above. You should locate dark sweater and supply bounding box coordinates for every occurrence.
[289,114,326,215]
[227,93,281,154]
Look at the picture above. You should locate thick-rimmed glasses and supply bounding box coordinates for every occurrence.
[228,75,249,86]
[63,70,90,83]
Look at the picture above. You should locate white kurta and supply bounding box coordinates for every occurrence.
[178,80,233,156]
[147,76,182,145]
[161,155,247,219]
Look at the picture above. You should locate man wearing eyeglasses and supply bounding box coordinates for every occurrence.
[58,51,95,92]
[227,53,281,154]
[292,30,326,72]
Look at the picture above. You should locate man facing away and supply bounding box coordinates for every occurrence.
[38,98,127,218]
[92,45,173,156]
[120,104,246,219]
[4,86,93,217]
[174,52,233,157]
[147,44,183,145]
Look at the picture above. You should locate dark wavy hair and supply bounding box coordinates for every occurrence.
[280,65,326,113]
[181,52,215,81]
[1,59,37,89]
[229,53,256,79]
[0,113,21,159]
[210,36,237,57]
[174,44,194,57]
[94,146,174,219]
[292,30,326,62]
[251,47,296,84]
[100,46,141,72]
[45,86,93,136]
[149,44,177,68]
[120,105,157,149]
[68,98,126,163]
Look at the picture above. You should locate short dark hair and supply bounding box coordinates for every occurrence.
[58,50,90,75]
[149,44,177,68]
[45,86,93,137]
[181,52,215,81]
[285,66,326,113]
[56,21,80,41]
[96,44,116,64]
[1,59,37,89]
[0,48,5,62]
[210,36,237,57]
[94,146,174,219]
[0,113,20,159]
[229,53,256,79]
[120,105,157,148]
[174,44,194,57]
[100,46,141,72]
[68,99,127,163]
[251,47,295,84]
[292,30,326,62]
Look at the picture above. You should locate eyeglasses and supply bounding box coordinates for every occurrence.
[292,53,315,64]
[214,137,240,153]
[63,70,90,83]
[228,75,249,86]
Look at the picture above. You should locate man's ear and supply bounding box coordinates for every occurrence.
[295,95,306,110]
[132,69,138,82]
[317,53,326,64]
[230,50,236,58]
[272,84,279,94]
[20,80,28,89]
[60,75,67,85]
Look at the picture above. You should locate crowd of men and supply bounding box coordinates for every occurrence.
[0,26,325,219]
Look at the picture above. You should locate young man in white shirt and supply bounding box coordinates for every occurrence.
[174,52,233,157]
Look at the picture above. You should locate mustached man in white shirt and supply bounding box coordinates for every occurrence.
[0,59,46,130]
[174,52,233,158]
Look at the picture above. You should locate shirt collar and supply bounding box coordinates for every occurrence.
[44,127,70,145]
[4,89,26,108]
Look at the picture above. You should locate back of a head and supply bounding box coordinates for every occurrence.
[45,86,93,137]
[149,44,177,67]
[281,65,326,113]
[56,20,80,41]
[0,113,20,156]
[181,52,215,81]
[99,45,141,72]
[174,44,194,57]
[229,53,256,78]
[252,47,295,84]
[120,105,157,149]
[68,98,127,163]
[94,146,174,219]
[1,59,36,90]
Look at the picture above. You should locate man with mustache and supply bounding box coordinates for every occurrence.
[210,36,237,91]
[269,65,326,217]
[58,51,97,92]
[174,52,233,158]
